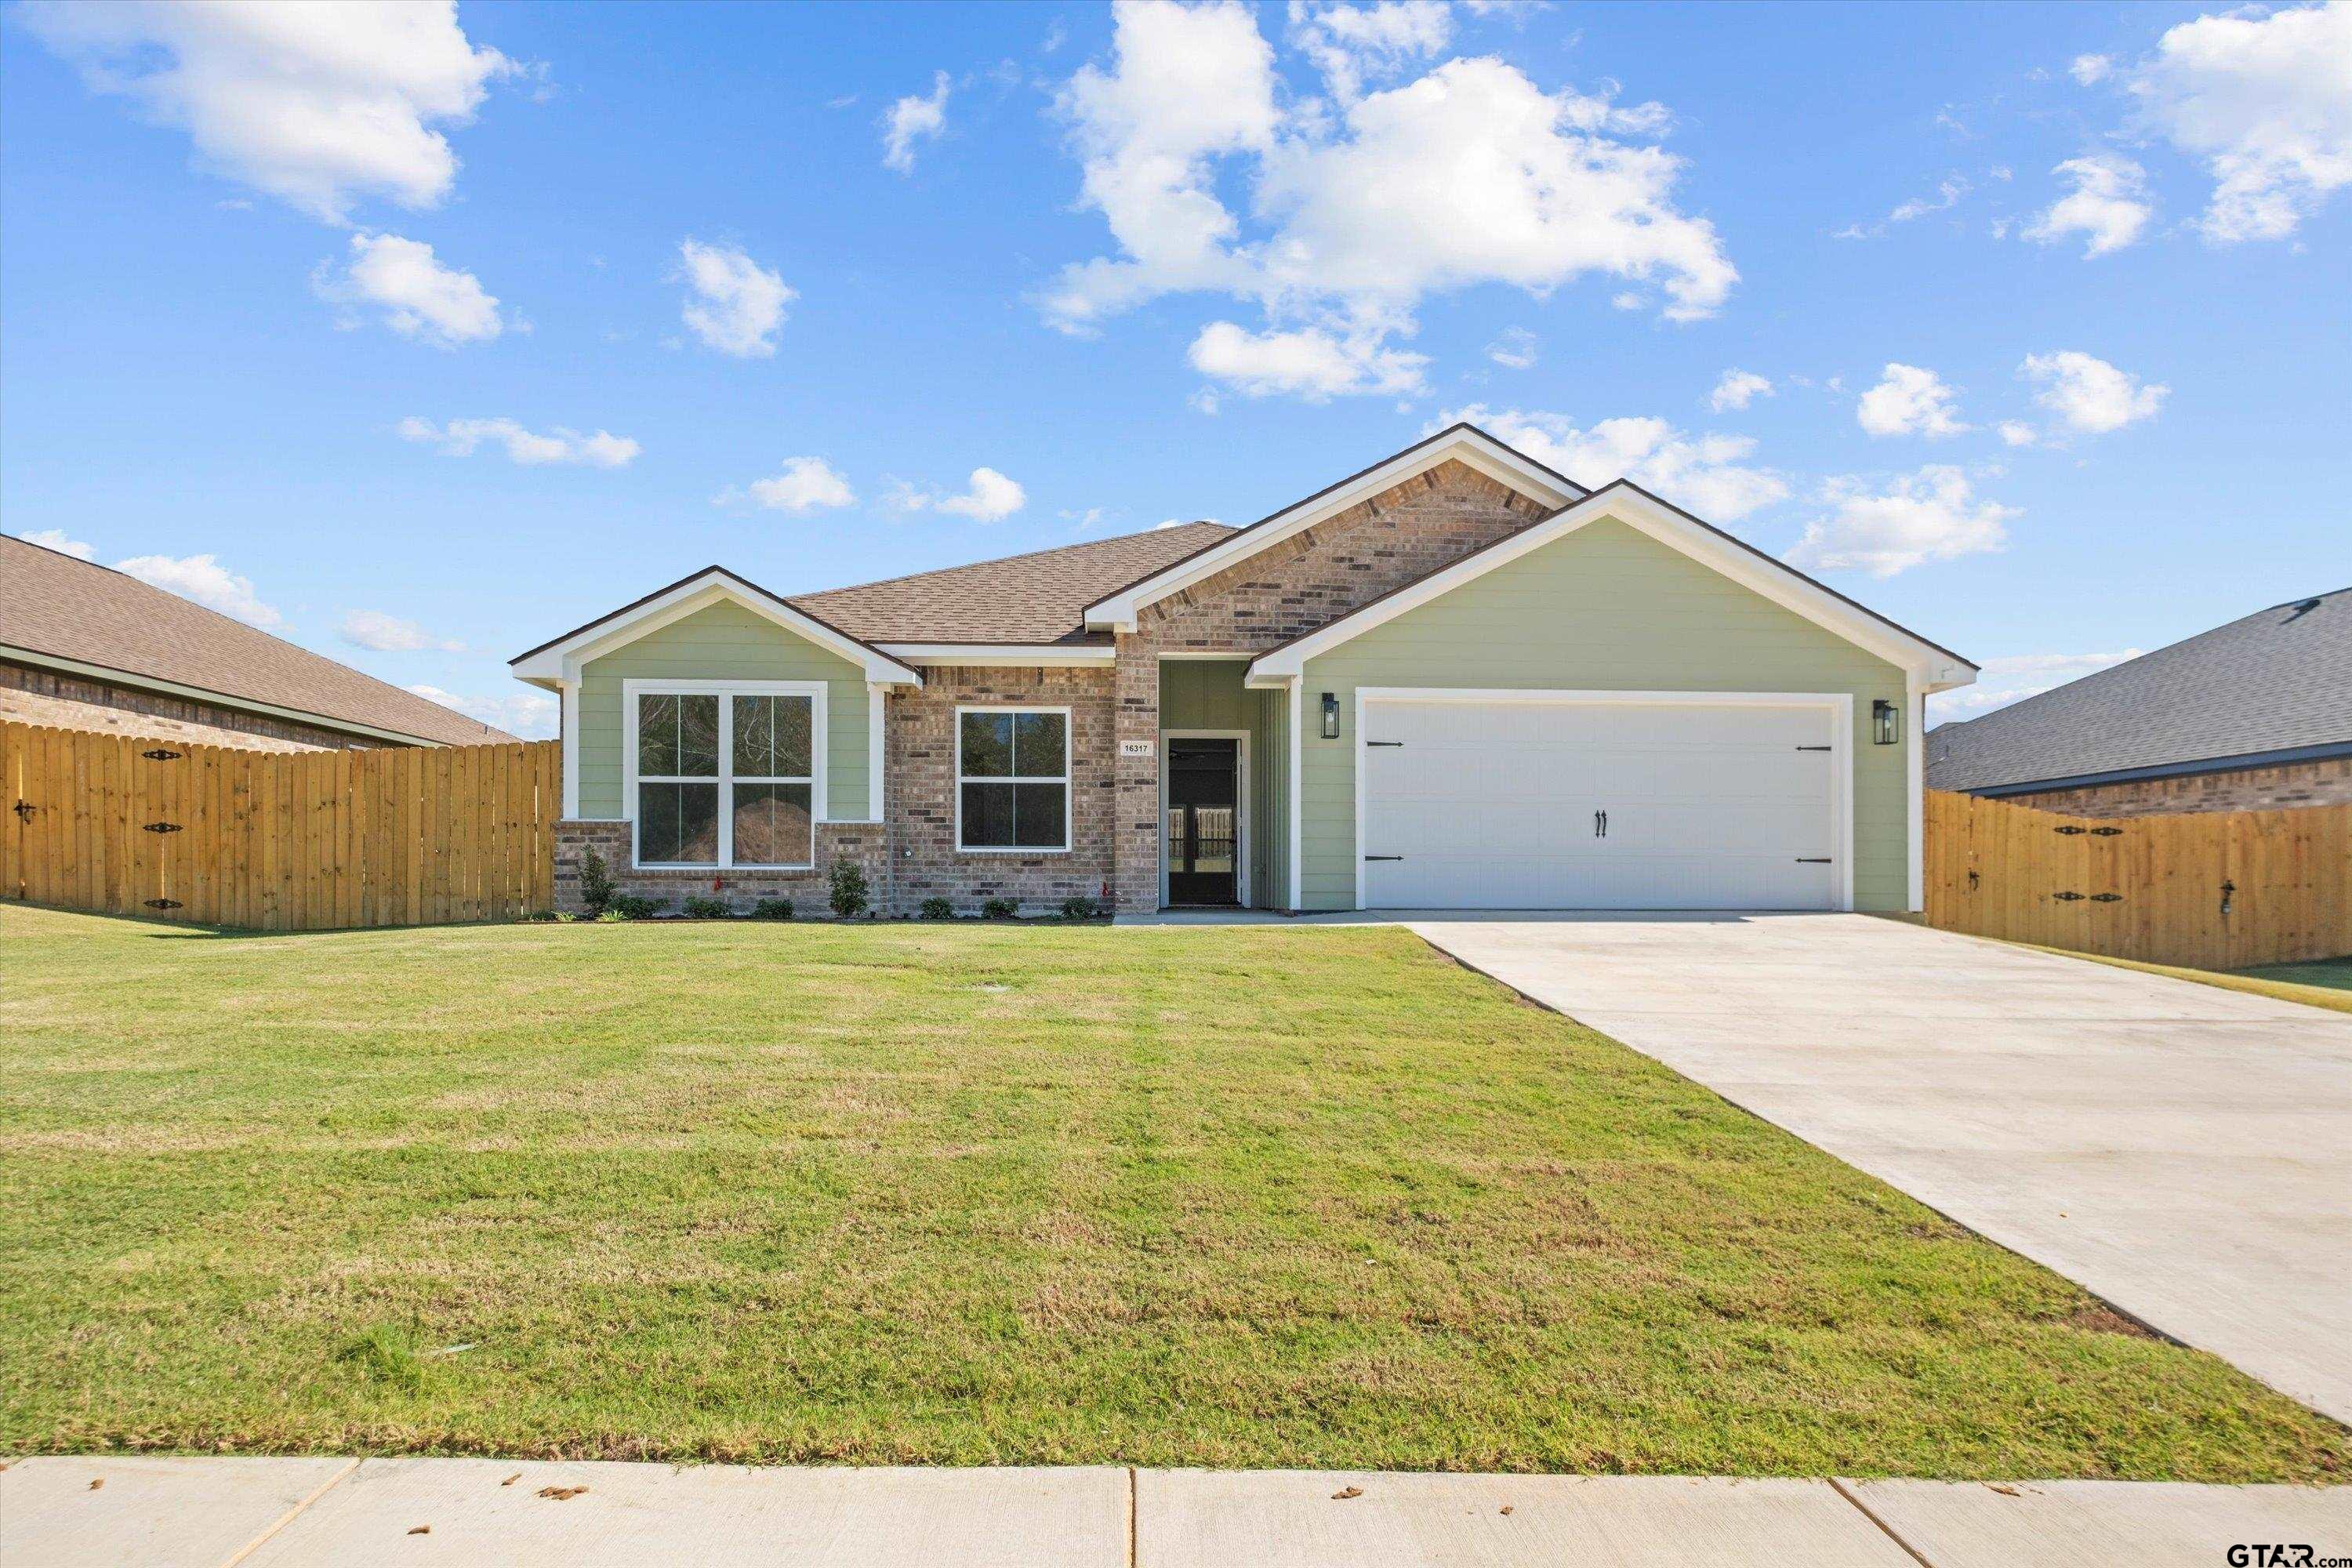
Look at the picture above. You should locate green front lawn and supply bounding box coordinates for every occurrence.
[2,902,2342,1480]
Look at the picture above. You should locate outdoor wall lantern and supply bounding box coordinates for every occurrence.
[1872,698,1900,746]
[1321,691,1341,740]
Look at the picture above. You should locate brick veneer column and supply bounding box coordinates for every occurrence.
[1111,636,1163,915]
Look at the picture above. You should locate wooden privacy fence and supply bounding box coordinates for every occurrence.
[2,720,558,931]
[1925,788,2351,970]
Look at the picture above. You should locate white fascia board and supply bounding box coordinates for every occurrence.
[1082,427,1585,631]
[876,643,1114,666]
[1247,484,1976,684]
[510,572,922,687]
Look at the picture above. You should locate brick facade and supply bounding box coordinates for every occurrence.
[2002,755,2352,819]
[0,659,397,752]
[554,818,887,917]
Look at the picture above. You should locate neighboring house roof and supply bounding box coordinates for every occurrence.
[793,521,1235,644]
[1926,586,2352,794]
[1,535,515,746]
[1246,478,1978,687]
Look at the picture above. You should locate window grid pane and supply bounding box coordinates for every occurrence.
[960,712,1014,779]
[640,782,719,864]
[732,782,813,866]
[1012,712,1067,779]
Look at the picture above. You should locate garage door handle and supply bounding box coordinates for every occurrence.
[1366,741,1404,747]
[1796,857,1831,863]
[1364,855,1403,862]
[1795,745,1831,752]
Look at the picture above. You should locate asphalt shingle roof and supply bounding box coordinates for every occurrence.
[2,535,517,746]
[1926,586,2352,792]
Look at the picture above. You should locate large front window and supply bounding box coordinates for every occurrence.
[630,684,821,867]
[957,707,1069,852]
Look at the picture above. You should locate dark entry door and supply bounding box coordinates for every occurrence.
[1166,739,1239,906]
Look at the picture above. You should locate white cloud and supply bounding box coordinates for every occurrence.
[1997,419,2039,447]
[1288,0,1453,103]
[1042,2,1733,392]
[1785,466,2016,578]
[405,684,557,739]
[732,456,857,514]
[2020,154,2153,256]
[1443,404,1790,521]
[398,416,638,466]
[314,233,501,345]
[1708,368,1773,412]
[890,467,1029,522]
[677,240,793,358]
[15,528,94,560]
[339,610,463,652]
[1189,320,1427,398]
[2019,350,2168,434]
[1929,648,2143,720]
[113,553,281,627]
[2069,53,2114,87]
[1889,174,1969,223]
[18,0,514,224]
[1856,362,1969,437]
[2122,0,2352,243]
[883,71,951,172]
[1485,326,1538,368]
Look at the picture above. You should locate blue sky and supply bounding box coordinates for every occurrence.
[4,0,2347,738]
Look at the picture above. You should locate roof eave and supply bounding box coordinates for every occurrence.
[510,568,923,687]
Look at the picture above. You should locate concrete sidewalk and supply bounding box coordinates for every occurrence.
[5,1457,2350,1567]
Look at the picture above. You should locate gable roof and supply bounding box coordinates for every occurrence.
[1245,479,1978,686]
[1926,586,2352,793]
[2,534,515,746]
[793,521,1234,644]
[1082,423,1588,631]
[508,565,927,686]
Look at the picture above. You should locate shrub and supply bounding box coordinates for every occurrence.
[982,897,1018,920]
[750,898,796,920]
[604,894,665,920]
[1058,895,1103,921]
[577,848,615,916]
[527,909,561,923]
[919,896,954,921]
[828,861,871,920]
[593,909,629,924]
[682,895,733,920]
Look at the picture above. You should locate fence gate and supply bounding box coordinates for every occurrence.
[1923,788,2351,970]
[2,720,558,931]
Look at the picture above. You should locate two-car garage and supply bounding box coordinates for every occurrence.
[1356,691,1849,911]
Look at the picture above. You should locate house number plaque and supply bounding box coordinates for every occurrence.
[1119,739,1154,758]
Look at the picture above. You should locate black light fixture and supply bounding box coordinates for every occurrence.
[1872,698,1900,746]
[1321,691,1341,740]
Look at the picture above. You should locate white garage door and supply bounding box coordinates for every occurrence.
[1360,694,1843,910]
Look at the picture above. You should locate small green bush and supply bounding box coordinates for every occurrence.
[593,909,629,923]
[577,848,615,916]
[604,894,665,920]
[750,898,796,920]
[1058,895,1103,921]
[982,897,1018,920]
[527,909,561,923]
[682,895,732,920]
[919,896,955,921]
[829,861,871,920]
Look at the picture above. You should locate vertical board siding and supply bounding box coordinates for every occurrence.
[0,721,559,930]
[1924,789,2350,969]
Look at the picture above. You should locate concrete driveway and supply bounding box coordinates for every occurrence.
[1406,913,2352,1424]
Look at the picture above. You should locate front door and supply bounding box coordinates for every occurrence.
[1166,739,1239,906]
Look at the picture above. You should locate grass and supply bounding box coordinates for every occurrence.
[2011,942,2352,1016]
[2,901,2343,1481]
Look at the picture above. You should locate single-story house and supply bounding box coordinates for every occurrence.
[511,425,1978,917]
[2,533,514,751]
[1927,585,2351,818]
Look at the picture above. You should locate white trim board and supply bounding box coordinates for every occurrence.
[1246,482,1977,691]
[877,643,1113,666]
[513,572,921,689]
[1348,688,1856,913]
[1159,728,1251,909]
[1084,426,1585,633]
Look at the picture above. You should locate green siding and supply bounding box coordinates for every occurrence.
[1160,659,1283,909]
[1296,515,1915,912]
[575,600,871,820]
[1261,685,1290,910]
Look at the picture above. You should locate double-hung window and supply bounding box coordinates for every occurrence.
[628,681,823,869]
[956,707,1069,852]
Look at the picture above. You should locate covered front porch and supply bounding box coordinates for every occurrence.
[1157,658,1288,912]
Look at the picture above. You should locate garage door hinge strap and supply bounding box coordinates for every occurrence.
[1364,855,1403,862]
[1795,745,1832,752]
[1795,857,1832,863]
[1365,741,1404,747]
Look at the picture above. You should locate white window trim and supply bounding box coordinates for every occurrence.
[1349,688,1854,914]
[622,678,829,870]
[954,704,1073,855]
[1158,729,1250,909]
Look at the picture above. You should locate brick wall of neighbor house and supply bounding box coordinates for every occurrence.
[553,818,887,917]
[885,664,1119,915]
[2003,756,2352,818]
[0,659,393,751]
[1109,459,1549,913]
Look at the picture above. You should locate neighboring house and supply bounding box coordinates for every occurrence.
[2,535,514,751]
[1927,586,2352,818]
[511,425,1977,917]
